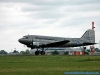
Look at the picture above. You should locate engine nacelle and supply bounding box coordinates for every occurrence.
[33,42,40,46]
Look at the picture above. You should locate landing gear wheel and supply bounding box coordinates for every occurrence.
[40,51,45,55]
[83,47,86,50]
[35,51,39,55]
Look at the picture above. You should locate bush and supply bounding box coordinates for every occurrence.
[0,50,7,54]
[63,51,69,55]
[51,50,59,55]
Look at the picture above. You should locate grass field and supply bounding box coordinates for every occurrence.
[0,55,100,75]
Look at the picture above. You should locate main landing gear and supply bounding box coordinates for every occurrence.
[35,49,45,55]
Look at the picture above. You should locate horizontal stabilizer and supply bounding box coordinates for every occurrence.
[83,42,97,45]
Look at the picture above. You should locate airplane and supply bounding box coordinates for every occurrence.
[18,22,96,55]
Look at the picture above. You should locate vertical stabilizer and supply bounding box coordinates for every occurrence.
[81,22,95,43]
[81,29,95,43]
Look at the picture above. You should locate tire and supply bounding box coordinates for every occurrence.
[35,51,39,55]
[40,51,45,55]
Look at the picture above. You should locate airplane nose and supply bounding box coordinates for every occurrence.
[18,38,23,43]
[18,38,31,44]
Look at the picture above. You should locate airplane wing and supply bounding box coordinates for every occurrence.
[39,40,70,47]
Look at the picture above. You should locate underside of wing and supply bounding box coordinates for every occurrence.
[39,40,70,47]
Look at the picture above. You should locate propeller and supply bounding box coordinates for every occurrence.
[31,38,34,49]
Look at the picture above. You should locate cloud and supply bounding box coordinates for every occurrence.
[0,0,100,52]
[0,0,100,5]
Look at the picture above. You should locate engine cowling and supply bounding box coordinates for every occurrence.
[27,42,40,48]
[33,42,40,46]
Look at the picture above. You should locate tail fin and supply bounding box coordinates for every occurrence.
[81,29,95,43]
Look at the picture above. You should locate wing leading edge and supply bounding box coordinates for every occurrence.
[39,40,70,47]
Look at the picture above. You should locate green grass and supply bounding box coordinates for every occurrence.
[0,55,100,75]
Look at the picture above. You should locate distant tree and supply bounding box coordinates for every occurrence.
[63,51,69,55]
[25,49,30,55]
[20,49,30,55]
[0,50,7,54]
[20,51,26,55]
[52,50,59,55]
[12,50,19,53]
[95,48,100,52]
[86,49,90,52]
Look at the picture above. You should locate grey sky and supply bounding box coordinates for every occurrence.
[0,0,100,52]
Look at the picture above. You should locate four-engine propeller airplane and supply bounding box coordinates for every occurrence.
[18,22,96,55]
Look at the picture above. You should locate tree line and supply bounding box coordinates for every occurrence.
[0,48,100,55]
[0,49,30,55]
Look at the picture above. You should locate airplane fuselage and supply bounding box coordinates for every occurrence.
[18,35,93,48]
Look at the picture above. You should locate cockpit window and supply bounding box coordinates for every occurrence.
[22,36,28,39]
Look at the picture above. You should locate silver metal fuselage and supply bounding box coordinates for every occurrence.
[19,35,87,48]
[18,29,95,48]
